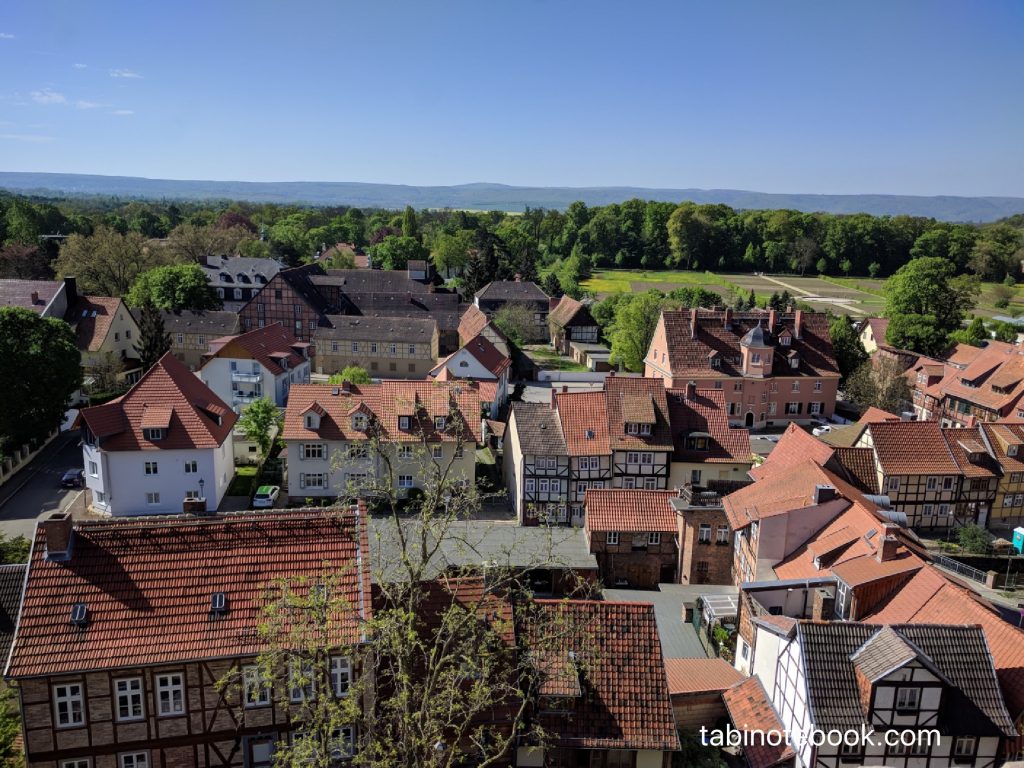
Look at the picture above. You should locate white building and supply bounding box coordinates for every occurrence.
[79,352,238,516]
[197,322,311,410]
[429,333,511,419]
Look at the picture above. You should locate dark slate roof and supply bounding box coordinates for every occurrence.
[277,263,335,316]
[314,269,439,293]
[511,402,567,456]
[740,323,771,347]
[0,563,25,664]
[202,255,280,288]
[475,280,549,303]
[798,622,1015,737]
[316,314,437,343]
[160,309,240,336]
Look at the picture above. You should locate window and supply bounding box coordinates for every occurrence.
[300,473,327,490]
[839,743,863,763]
[943,476,954,490]
[115,678,144,721]
[622,477,636,489]
[243,665,270,707]
[640,452,654,465]
[331,341,338,353]
[62,761,91,768]
[539,479,550,493]
[895,687,921,710]
[53,683,85,727]
[176,333,184,344]
[887,477,900,492]
[348,443,368,459]
[691,469,702,485]
[791,381,800,392]
[146,492,160,505]
[525,478,535,492]
[648,532,661,545]
[370,342,378,353]
[389,343,397,355]
[408,344,416,354]
[606,532,619,546]
[643,477,657,490]
[398,415,411,430]
[626,451,639,464]
[751,352,761,364]
[938,503,951,515]
[331,727,355,760]
[927,476,938,490]
[431,445,443,459]
[331,656,352,697]
[302,443,326,460]
[398,446,413,459]
[698,524,712,543]
[309,320,317,331]
[398,475,414,489]
[809,402,822,415]
[352,414,367,431]
[923,504,934,516]
[143,428,164,441]
[434,416,446,431]
[289,660,315,703]
[184,460,197,474]
[156,673,185,716]
[717,525,729,543]
[733,382,743,392]
[1011,472,1023,483]
[119,754,149,768]
[88,461,98,476]
[953,737,977,760]
[768,402,777,415]
[785,402,800,415]
[96,491,106,503]
[714,379,722,388]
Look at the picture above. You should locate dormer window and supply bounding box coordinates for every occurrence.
[1009,444,1019,457]
[895,687,921,711]
[434,416,446,431]
[779,333,791,347]
[399,415,411,430]
[626,423,651,436]
[352,414,367,431]
[143,428,164,441]
[790,357,799,369]
[305,414,319,430]
[685,436,709,451]
[751,352,761,364]
[710,357,721,369]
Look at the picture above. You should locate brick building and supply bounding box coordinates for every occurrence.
[583,489,679,588]
[671,486,733,585]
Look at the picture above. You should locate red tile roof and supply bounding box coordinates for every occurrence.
[981,421,1024,472]
[555,390,610,456]
[7,508,371,678]
[654,309,840,379]
[523,600,679,752]
[829,447,880,493]
[865,564,1024,719]
[937,342,1024,415]
[605,376,673,451]
[749,423,834,481]
[725,460,840,530]
[664,658,744,695]
[65,295,130,353]
[667,388,752,464]
[79,352,237,451]
[283,380,483,444]
[458,304,491,344]
[584,489,678,534]
[861,317,889,343]
[868,421,960,475]
[201,322,307,375]
[856,406,899,425]
[433,333,510,379]
[722,676,795,768]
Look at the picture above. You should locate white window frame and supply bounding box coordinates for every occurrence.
[302,443,326,460]
[895,686,921,711]
[717,526,729,543]
[640,452,654,465]
[927,476,938,490]
[289,660,316,703]
[53,682,85,728]
[144,461,158,475]
[61,760,91,768]
[434,416,446,430]
[243,665,270,708]
[431,445,443,459]
[809,402,822,415]
[643,477,657,490]
[398,415,411,430]
[525,478,535,493]
[155,673,185,717]
[118,754,149,768]
[887,477,900,492]
[698,524,712,543]
[115,677,145,722]
[88,460,98,477]
[943,476,955,490]
[605,532,619,546]
[626,451,640,464]
[331,656,352,697]
[648,532,661,546]
[953,737,977,759]
[398,475,414,489]
[398,445,413,459]
[184,460,198,474]
[146,492,160,505]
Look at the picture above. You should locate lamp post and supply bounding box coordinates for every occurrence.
[198,478,205,500]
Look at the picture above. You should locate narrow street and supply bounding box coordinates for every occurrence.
[0,433,89,540]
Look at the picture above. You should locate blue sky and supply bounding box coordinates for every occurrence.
[1,0,1022,196]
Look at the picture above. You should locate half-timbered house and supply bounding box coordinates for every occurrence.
[503,401,570,525]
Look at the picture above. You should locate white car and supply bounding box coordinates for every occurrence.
[253,485,281,508]
[812,424,832,436]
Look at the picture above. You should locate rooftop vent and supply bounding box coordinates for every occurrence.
[210,592,228,616]
[70,602,89,627]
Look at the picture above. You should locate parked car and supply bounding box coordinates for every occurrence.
[812,424,833,436]
[253,485,280,508]
[60,469,84,488]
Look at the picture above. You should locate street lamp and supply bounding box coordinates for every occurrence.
[198,478,205,499]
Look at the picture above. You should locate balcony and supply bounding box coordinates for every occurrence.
[231,371,262,383]
[232,391,262,405]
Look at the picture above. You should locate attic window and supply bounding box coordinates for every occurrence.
[305,414,318,429]
[779,334,791,347]
[626,423,651,436]
[210,592,228,616]
[789,357,799,369]
[1009,445,1019,457]
[70,602,89,627]
[352,414,367,431]
[399,415,411,430]
[585,429,595,439]
[434,416,446,431]
[143,428,165,441]
[710,358,721,369]
[686,436,709,451]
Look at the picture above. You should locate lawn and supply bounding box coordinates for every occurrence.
[583,269,726,295]
[522,345,589,372]
[227,465,259,496]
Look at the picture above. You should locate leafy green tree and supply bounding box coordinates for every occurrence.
[884,257,979,356]
[329,366,372,385]
[868,261,881,278]
[368,235,429,271]
[165,223,251,265]
[949,316,989,347]
[236,397,282,460]
[957,524,989,554]
[431,230,474,275]
[0,682,22,766]
[55,226,154,296]
[815,257,828,274]
[828,315,868,384]
[0,307,81,454]
[608,291,664,372]
[540,271,562,298]
[401,205,419,240]
[493,302,537,346]
[843,358,911,415]
[134,301,171,371]
[990,320,1019,343]
[126,263,221,310]
[0,531,30,563]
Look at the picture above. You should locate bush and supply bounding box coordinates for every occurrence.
[957,524,989,554]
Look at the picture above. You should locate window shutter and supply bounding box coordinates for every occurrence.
[299,473,306,489]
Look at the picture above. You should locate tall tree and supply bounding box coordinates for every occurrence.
[608,291,664,372]
[235,397,282,460]
[55,226,154,296]
[134,301,172,371]
[828,314,868,384]
[0,307,81,453]
[492,303,537,346]
[165,223,252,265]
[884,257,979,356]
[844,357,911,415]
[401,205,419,240]
[126,263,222,310]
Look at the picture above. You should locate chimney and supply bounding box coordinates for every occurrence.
[812,484,837,504]
[686,380,697,401]
[406,291,412,304]
[550,387,557,409]
[724,307,733,330]
[876,524,901,562]
[768,309,777,329]
[30,291,39,305]
[794,310,803,340]
[811,588,835,620]
[562,385,568,394]
[690,308,698,339]
[63,276,78,307]
[44,512,73,560]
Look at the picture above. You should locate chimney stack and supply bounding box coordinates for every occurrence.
[812,484,837,505]
[44,512,73,560]
[794,310,803,340]
[550,387,557,409]
[876,523,901,562]
[724,307,733,330]
[690,308,699,340]
[342,380,351,393]
[63,276,78,307]
[768,309,777,330]
[686,380,697,401]
[30,291,39,305]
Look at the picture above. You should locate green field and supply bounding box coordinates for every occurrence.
[581,269,1024,320]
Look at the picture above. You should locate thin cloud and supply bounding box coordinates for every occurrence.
[0,33,14,40]
[109,69,143,79]
[30,88,66,105]
[0,134,54,143]
[76,100,101,109]
[72,63,88,69]
[111,109,134,116]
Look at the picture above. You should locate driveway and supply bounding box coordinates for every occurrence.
[0,433,89,540]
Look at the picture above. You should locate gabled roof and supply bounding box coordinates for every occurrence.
[7,508,371,678]
[829,447,880,494]
[548,296,596,329]
[200,322,306,375]
[458,304,491,344]
[856,406,899,425]
[749,423,833,482]
[860,317,889,342]
[0,279,61,313]
[556,391,610,456]
[605,376,673,451]
[159,309,240,337]
[937,341,1024,414]
[509,402,567,456]
[868,421,960,475]
[667,388,752,464]
[475,280,548,303]
[980,421,1024,473]
[201,254,280,288]
[725,459,848,531]
[850,625,924,682]
[797,621,1015,737]
[0,563,26,664]
[431,333,511,379]
[654,309,840,379]
[522,600,679,752]
[65,295,132,352]
[865,564,1024,719]
[79,352,237,450]
[283,381,483,445]
[664,658,744,695]
[315,314,437,343]
[584,489,678,534]
[722,676,795,768]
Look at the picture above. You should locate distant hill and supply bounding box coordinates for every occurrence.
[1,172,1022,222]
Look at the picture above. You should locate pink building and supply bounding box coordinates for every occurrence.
[645,308,840,429]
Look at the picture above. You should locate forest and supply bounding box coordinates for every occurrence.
[1,192,1023,303]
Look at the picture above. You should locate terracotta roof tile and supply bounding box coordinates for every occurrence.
[943,427,1000,478]
[749,423,834,482]
[555,391,610,456]
[664,658,744,695]
[830,447,880,493]
[522,600,679,751]
[458,305,490,344]
[667,388,752,463]
[937,342,1024,415]
[7,508,370,678]
[868,421,959,475]
[584,489,678,533]
[722,676,795,768]
[981,421,1024,472]
[605,377,673,451]
[201,322,307,375]
[79,352,237,450]
[856,406,899,425]
[65,295,129,353]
